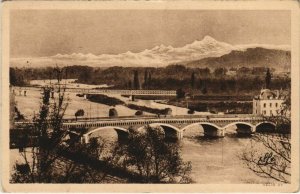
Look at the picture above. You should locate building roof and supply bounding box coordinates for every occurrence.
[254,89,286,100]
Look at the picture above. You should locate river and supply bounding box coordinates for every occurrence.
[10,134,271,184]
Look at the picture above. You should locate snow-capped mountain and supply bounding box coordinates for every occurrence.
[10,36,290,68]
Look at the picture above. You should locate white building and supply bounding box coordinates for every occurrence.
[253,89,286,116]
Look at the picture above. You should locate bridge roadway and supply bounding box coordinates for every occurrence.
[12,86,177,96]
[15,114,276,143]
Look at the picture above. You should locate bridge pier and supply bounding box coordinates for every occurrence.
[129,95,135,101]
[177,131,184,140]
[218,129,225,137]
[81,134,89,144]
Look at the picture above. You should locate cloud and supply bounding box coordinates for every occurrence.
[11,35,291,68]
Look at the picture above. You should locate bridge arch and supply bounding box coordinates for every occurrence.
[223,122,254,135]
[137,123,180,140]
[255,121,276,133]
[83,126,128,143]
[181,122,222,138]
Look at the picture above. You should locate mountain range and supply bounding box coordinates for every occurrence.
[11,36,291,70]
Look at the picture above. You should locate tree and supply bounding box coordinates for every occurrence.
[187,109,195,114]
[109,108,118,117]
[75,109,85,121]
[143,70,148,89]
[121,126,192,183]
[135,110,143,116]
[265,68,272,89]
[14,106,25,121]
[162,108,172,116]
[133,70,140,90]
[11,67,70,183]
[10,67,26,86]
[201,86,207,95]
[191,72,195,88]
[240,134,290,183]
[176,88,185,99]
[148,71,152,88]
[128,80,132,89]
[214,67,227,77]
[78,67,94,83]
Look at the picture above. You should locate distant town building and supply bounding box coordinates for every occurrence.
[253,89,286,116]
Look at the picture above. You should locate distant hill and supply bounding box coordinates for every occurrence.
[184,47,291,71]
[11,36,290,69]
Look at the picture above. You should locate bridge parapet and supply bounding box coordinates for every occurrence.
[12,86,177,96]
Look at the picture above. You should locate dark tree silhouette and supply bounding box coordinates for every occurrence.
[265,68,272,89]
[109,108,118,117]
[128,80,132,89]
[176,88,185,99]
[144,70,148,89]
[191,72,195,88]
[148,71,152,88]
[133,70,140,90]
[11,67,70,183]
[120,126,192,183]
[240,134,290,183]
[201,85,207,95]
[75,109,85,121]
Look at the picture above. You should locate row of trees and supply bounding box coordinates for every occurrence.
[10,65,286,94]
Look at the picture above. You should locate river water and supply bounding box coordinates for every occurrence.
[10,79,273,183]
[10,134,270,184]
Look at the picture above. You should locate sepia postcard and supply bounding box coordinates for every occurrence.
[1,1,299,192]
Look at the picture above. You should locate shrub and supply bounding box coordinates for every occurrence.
[187,109,195,114]
[109,108,118,117]
[135,110,143,116]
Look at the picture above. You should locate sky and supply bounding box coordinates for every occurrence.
[10,10,291,58]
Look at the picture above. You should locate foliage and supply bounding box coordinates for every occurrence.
[14,106,25,121]
[11,68,70,183]
[133,70,140,90]
[109,108,118,117]
[201,85,207,94]
[265,68,272,89]
[176,88,185,99]
[86,94,124,106]
[120,126,192,183]
[75,109,85,120]
[10,65,290,95]
[187,109,195,114]
[214,67,228,77]
[126,104,171,115]
[191,72,195,88]
[162,108,172,115]
[135,110,143,116]
[10,67,27,86]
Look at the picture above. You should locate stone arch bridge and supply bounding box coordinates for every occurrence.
[58,116,276,143]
